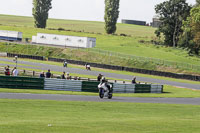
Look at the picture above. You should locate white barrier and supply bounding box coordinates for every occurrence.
[44,78,82,91]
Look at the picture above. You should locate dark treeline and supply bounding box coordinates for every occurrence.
[155,0,200,55]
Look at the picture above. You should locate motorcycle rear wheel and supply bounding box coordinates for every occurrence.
[108,94,112,99]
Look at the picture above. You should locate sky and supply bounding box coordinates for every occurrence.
[0,0,196,23]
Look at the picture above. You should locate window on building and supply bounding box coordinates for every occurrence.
[40,36,46,39]
[53,37,59,40]
[65,38,71,41]
[78,39,83,43]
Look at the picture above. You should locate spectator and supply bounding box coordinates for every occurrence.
[74,76,78,80]
[97,74,102,81]
[12,67,18,76]
[4,65,10,76]
[46,69,52,78]
[66,72,70,80]
[132,77,137,84]
[40,71,45,78]
[61,72,66,79]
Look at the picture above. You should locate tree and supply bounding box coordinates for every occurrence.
[32,0,52,28]
[155,0,191,47]
[196,0,200,5]
[179,6,200,55]
[104,0,120,34]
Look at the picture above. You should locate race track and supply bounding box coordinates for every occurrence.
[0,57,199,90]
[0,93,200,105]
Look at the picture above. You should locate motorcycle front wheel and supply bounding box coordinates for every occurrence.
[99,88,104,99]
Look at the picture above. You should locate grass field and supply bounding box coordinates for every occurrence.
[0,99,199,133]
[0,14,155,37]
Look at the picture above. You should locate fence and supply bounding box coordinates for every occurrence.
[7,53,44,60]
[44,78,82,91]
[0,76,163,93]
[81,48,200,72]
[0,76,44,89]
[44,79,163,93]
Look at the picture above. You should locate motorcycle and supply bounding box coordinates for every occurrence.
[98,82,113,99]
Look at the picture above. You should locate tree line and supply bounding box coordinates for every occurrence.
[32,0,200,55]
[32,0,120,34]
[155,0,200,55]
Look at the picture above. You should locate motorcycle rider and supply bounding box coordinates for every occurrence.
[100,77,111,93]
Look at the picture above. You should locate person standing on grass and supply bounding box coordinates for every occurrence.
[97,74,102,81]
[132,77,137,84]
[61,72,66,79]
[4,65,10,76]
[66,72,71,80]
[46,69,52,78]
[12,67,18,76]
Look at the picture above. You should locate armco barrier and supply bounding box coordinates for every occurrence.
[82,81,100,92]
[7,53,44,60]
[44,78,163,93]
[0,76,163,93]
[44,78,82,91]
[0,76,44,89]
[113,83,163,93]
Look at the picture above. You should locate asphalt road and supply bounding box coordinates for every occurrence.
[0,93,200,105]
[0,57,199,90]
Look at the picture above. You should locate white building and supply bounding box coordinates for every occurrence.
[0,30,22,41]
[32,33,96,48]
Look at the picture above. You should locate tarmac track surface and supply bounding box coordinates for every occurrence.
[0,93,200,105]
[0,58,199,90]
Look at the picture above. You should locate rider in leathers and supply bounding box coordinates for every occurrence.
[100,77,111,93]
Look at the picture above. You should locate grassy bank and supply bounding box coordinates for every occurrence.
[0,99,199,133]
[1,42,200,75]
[0,14,155,37]
[0,14,199,74]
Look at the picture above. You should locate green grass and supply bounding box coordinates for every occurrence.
[0,14,200,74]
[0,14,155,37]
[0,99,200,133]
[1,85,200,98]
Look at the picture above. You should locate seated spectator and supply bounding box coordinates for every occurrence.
[12,67,18,76]
[61,72,66,79]
[46,69,52,78]
[40,71,45,78]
